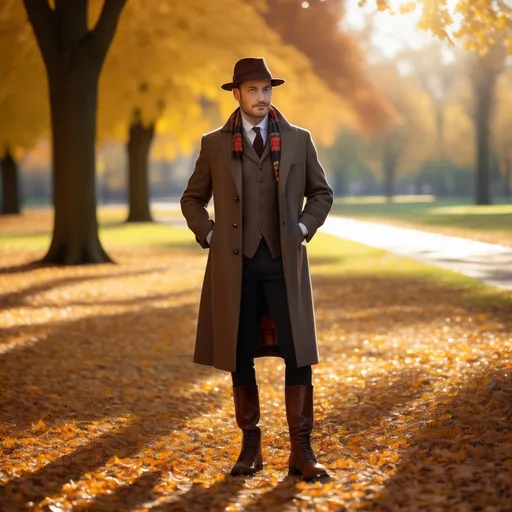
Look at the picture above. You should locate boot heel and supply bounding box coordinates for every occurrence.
[288,465,302,476]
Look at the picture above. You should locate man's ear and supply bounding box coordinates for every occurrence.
[233,88,240,102]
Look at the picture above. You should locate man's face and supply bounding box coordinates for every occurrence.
[233,80,272,122]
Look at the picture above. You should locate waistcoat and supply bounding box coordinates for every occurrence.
[241,133,281,259]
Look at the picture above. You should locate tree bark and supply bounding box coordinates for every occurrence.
[23,0,126,265]
[44,62,112,264]
[1,149,21,215]
[126,111,155,222]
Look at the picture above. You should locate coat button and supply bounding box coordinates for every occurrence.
[233,223,238,228]
[233,249,239,255]
[234,196,239,202]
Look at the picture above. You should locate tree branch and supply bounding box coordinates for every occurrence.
[22,0,56,67]
[90,0,127,61]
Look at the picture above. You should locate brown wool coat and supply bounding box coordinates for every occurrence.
[180,108,333,372]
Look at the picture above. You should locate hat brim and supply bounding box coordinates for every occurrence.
[221,78,285,91]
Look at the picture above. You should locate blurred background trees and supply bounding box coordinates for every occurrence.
[1,0,512,264]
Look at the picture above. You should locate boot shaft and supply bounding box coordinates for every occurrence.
[231,385,263,475]
[285,384,314,435]
[233,384,261,429]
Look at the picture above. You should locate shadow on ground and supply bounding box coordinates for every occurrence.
[2,262,512,510]
[370,369,512,510]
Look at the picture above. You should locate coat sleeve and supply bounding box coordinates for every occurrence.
[180,135,215,249]
[299,131,334,242]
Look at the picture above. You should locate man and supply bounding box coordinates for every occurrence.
[180,57,333,481]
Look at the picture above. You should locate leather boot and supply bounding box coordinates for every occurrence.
[285,385,329,481]
[230,385,263,475]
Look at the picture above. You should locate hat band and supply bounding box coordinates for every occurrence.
[232,71,273,84]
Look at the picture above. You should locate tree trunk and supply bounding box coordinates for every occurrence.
[126,112,155,222]
[504,155,511,199]
[473,84,494,205]
[469,46,505,206]
[43,66,112,264]
[1,149,21,215]
[23,0,126,265]
[383,147,396,202]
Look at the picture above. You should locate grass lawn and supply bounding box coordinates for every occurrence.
[1,216,512,511]
[332,197,512,246]
[0,207,193,253]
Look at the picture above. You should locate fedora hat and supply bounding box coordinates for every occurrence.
[221,57,285,91]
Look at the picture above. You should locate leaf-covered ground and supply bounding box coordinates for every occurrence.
[1,217,512,511]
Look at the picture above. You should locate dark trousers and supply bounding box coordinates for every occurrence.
[232,239,312,387]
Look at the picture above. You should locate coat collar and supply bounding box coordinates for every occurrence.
[220,106,297,196]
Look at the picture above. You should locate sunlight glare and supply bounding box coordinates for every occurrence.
[343,0,462,60]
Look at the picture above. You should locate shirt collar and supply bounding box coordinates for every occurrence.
[241,113,268,134]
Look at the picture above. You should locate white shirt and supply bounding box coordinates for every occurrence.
[242,114,268,145]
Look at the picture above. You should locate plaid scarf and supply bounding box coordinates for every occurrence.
[229,106,281,182]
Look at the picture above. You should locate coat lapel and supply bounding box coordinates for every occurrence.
[260,138,271,162]
[278,124,297,194]
[220,131,242,196]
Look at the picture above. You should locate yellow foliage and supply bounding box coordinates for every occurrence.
[364,0,512,53]
[2,0,353,161]
[0,1,48,151]
[98,0,353,155]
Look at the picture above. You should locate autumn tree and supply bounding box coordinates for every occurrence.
[0,0,48,215]
[467,44,507,205]
[97,0,354,223]
[494,68,512,198]
[364,65,435,199]
[355,1,511,203]
[392,44,478,195]
[364,0,512,53]
[22,0,127,264]
[259,0,396,133]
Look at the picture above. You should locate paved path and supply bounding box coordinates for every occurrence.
[320,217,512,291]
[154,205,512,291]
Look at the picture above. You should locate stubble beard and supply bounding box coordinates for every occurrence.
[239,92,270,124]
[241,103,268,123]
